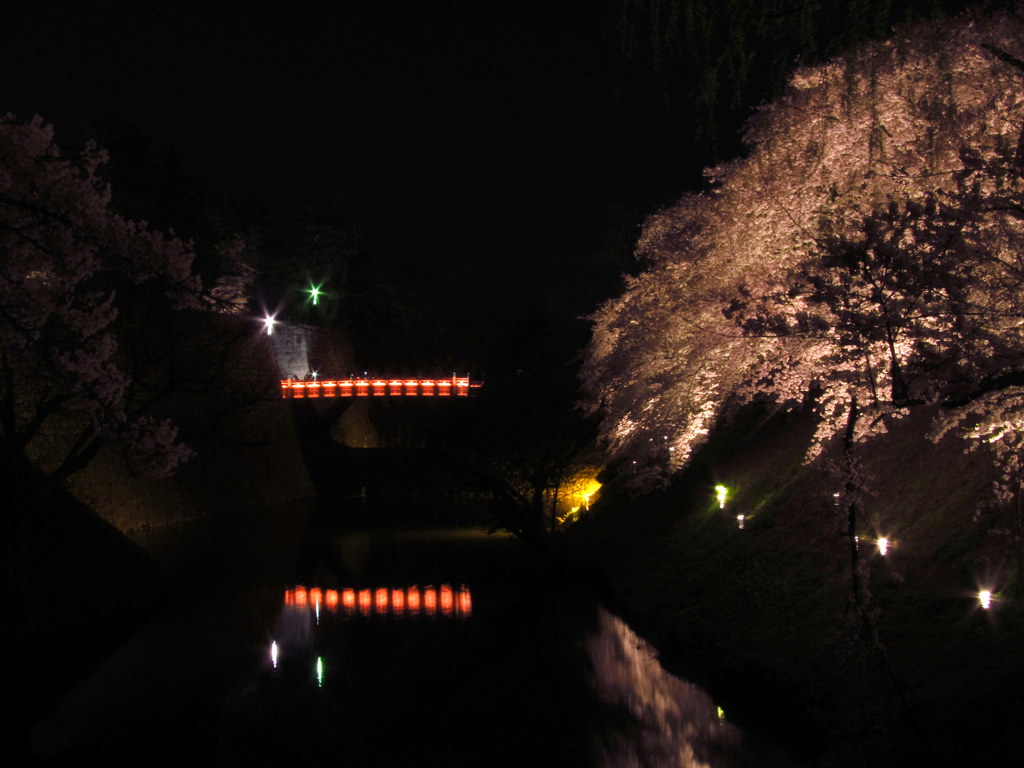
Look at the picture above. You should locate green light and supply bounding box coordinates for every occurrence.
[715,485,728,509]
[316,656,324,687]
[307,283,322,305]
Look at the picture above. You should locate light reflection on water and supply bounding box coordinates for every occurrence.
[280,583,472,619]
[271,583,473,672]
[227,527,756,766]
[587,607,742,768]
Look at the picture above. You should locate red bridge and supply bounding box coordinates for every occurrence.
[280,375,481,399]
[283,584,472,618]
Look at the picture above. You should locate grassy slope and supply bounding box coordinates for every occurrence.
[567,405,1024,766]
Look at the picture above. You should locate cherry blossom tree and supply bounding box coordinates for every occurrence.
[584,7,1024,627]
[585,8,1024,482]
[1,114,252,601]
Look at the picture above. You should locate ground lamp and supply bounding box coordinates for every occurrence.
[715,485,728,509]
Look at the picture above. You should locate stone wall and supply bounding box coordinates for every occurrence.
[61,315,324,533]
[26,314,380,534]
[273,322,379,449]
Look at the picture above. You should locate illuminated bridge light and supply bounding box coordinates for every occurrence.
[439,584,454,616]
[281,376,482,399]
[282,584,473,619]
[407,585,421,614]
[457,585,472,618]
[358,589,372,616]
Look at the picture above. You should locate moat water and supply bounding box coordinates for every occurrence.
[33,503,796,767]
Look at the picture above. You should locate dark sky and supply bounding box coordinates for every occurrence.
[0,2,694,370]
[1,2,985,372]
[1,4,678,230]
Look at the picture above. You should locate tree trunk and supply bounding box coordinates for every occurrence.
[842,395,865,615]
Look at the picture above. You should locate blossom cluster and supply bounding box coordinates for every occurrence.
[0,114,249,481]
[583,9,1024,489]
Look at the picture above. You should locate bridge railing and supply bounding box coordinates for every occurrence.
[281,375,481,399]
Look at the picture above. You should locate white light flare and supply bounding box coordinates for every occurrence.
[262,312,278,335]
[877,537,889,556]
[271,640,278,669]
[736,514,745,530]
[979,590,993,610]
[316,656,324,687]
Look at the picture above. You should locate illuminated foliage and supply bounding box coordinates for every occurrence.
[584,9,1024,493]
[0,114,249,488]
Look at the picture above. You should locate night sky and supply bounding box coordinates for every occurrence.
[6,2,969,373]
[1,2,705,374]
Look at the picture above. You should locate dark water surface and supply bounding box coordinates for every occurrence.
[32,505,783,767]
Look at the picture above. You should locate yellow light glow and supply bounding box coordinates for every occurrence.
[579,478,602,510]
[715,485,728,509]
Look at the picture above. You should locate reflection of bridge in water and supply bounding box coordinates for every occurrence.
[281,376,482,399]
[283,584,473,618]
